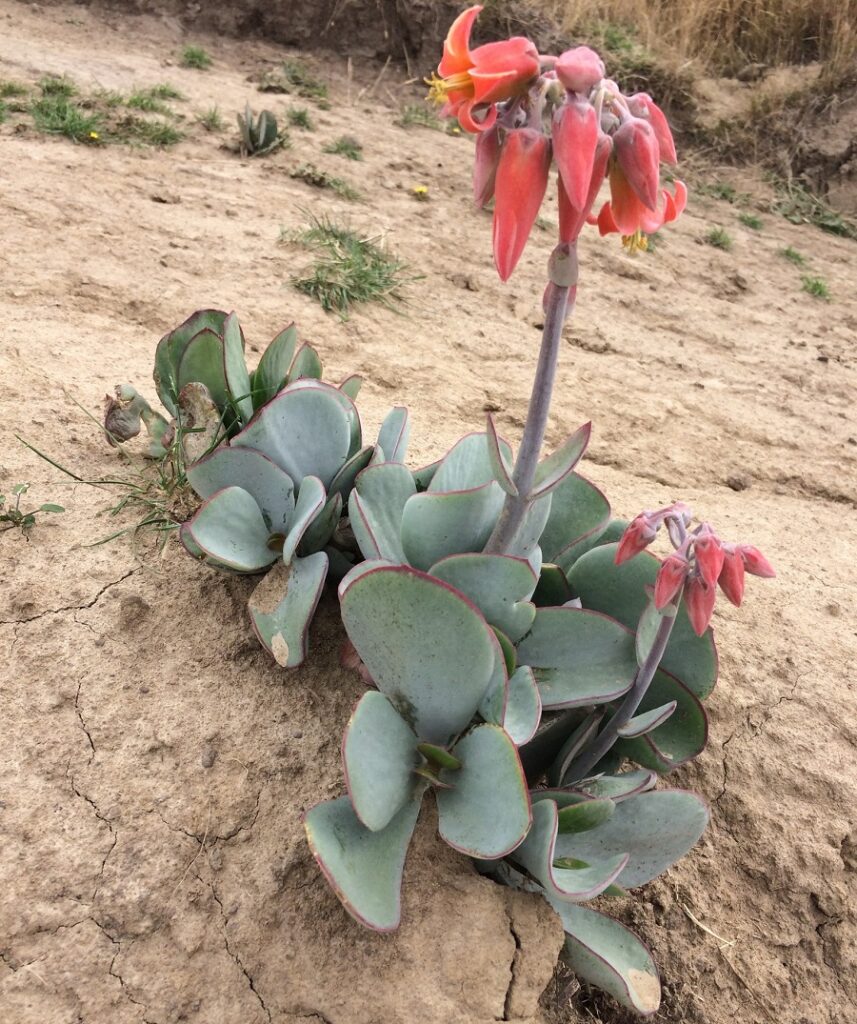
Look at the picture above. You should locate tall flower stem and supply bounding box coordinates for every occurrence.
[485,243,578,554]
[564,594,682,782]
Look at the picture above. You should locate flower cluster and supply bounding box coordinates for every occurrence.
[616,503,775,635]
[427,5,687,279]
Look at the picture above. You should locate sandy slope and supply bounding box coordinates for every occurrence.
[1,3,855,1023]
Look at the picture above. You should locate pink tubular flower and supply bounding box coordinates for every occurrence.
[555,46,605,94]
[615,512,657,565]
[655,552,689,609]
[428,5,539,133]
[718,546,746,606]
[558,130,612,243]
[492,127,551,281]
[614,116,660,211]
[553,98,598,210]
[685,576,717,636]
[473,123,502,207]
[627,93,677,164]
[693,524,725,588]
[597,168,687,250]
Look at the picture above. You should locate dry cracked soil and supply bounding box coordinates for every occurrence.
[1,3,855,1023]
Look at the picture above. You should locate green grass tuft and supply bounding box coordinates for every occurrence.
[323,134,363,160]
[147,83,185,100]
[287,215,416,317]
[696,181,739,203]
[38,75,76,98]
[702,227,733,251]
[196,105,224,132]
[290,163,361,201]
[779,246,806,266]
[114,115,183,147]
[738,212,763,230]
[281,58,327,100]
[287,106,314,130]
[801,275,830,300]
[771,180,857,240]
[395,103,444,130]
[31,94,101,142]
[180,45,212,70]
[0,79,29,98]
[127,89,173,115]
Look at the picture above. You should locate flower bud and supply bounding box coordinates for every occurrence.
[738,545,776,578]
[614,115,660,211]
[694,524,725,587]
[627,93,677,164]
[615,512,657,565]
[685,575,717,636]
[558,130,612,243]
[655,552,689,609]
[492,127,551,281]
[553,97,598,210]
[555,46,605,94]
[718,546,745,606]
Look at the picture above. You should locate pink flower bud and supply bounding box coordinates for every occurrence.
[627,93,677,164]
[473,123,502,207]
[685,575,717,636]
[553,97,598,211]
[738,545,776,578]
[614,116,660,211]
[492,127,551,281]
[655,553,689,609]
[718,546,745,606]
[694,524,725,588]
[615,513,657,565]
[558,130,611,243]
[555,46,605,94]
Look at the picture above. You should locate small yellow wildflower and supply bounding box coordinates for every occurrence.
[88,131,100,141]
[412,185,430,202]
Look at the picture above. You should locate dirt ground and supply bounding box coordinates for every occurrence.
[1,3,855,1023]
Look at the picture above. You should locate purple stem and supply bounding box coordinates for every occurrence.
[564,593,682,782]
[485,245,577,554]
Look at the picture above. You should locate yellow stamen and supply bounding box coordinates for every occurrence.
[621,230,648,254]
[425,70,473,105]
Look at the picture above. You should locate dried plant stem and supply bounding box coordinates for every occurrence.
[485,245,577,554]
[565,595,681,781]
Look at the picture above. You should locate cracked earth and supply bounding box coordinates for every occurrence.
[1,2,856,1022]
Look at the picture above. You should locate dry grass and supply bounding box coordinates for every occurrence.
[549,0,857,74]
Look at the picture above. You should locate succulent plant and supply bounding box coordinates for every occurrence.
[237,102,283,156]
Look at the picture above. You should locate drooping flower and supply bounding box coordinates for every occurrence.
[693,524,725,588]
[558,129,612,243]
[553,97,599,210]
[597,169,687,252]
[615,512,658,564]
[427,5,539,133]
[718,545,746,606]
[737,544,776,578]
[655,552,689,609]
[492,127,551,281]
[685,575,717,636]
[473,122,502,207]
[554,46,605,94]
[626,93,677,164]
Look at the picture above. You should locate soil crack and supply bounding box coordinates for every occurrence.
[502,909,523,1021]
[0,566,140,626]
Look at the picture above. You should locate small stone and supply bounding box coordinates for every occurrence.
[291,730,303,739]
[119,594,150,630]
[726,474,750,491]
[200,747,217,768]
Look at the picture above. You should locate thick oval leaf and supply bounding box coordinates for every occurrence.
[349,462,415,564]
[288,343,323,383]
[428,553,537,643]
[288,377,363,458]
[614,669,708,772]
[412,459,440,491]
[503,666,542,746]
[155,309,227,414]
[548,901,661,1015]
[574,771,657,802]
[344,692,419,832]
[509,799,628,902]
[437,725,531,858]
[557,798,615,834]
[549,712,605,787]
[515,607,637,710]
[531,423,591,499]
[187,446,295,535]
[401,483,504,571]
[430,432,512,493]
[340,564,498,745]
[181,486,276,573]
[532,563,574,607]
[339,373,362,401]
[328,445,375,501]
[617,701,677,739]
[377,407,410,464]
[298,492,342,556]
[555,789,709,889]
[222,312,253,425]
[635,598,670,666]
[253,323,297,409]
[282,476,326,563]
[539,473,610,571]
[304,795,421,932]
[568,545,718,699]
[248,551,329,667]
[177,328,229,410]
[232,383,352,489]
[486,414,517,496]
